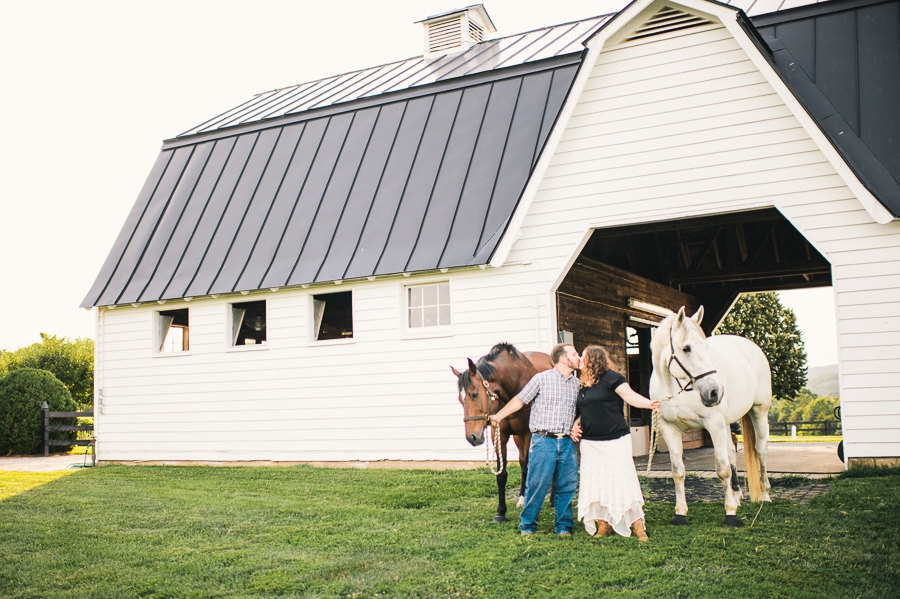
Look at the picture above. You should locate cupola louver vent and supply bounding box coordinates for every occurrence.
[625,6,713,42]
[418,5,496,58]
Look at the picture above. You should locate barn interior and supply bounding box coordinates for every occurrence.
[555,207,832,449]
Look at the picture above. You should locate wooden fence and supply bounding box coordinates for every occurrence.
[769,420,842,436]
[41,401,94,460]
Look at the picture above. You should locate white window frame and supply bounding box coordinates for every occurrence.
[401,279,453,339]
[226,299,269,351]
[308,290,355,346]
[152,306,191,357]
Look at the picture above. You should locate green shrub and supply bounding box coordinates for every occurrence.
[0,334,94,410]
[0,369,76,455]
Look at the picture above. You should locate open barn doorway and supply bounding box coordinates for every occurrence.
[555,207,837,467]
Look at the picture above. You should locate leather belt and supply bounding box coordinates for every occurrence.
[534,431,568,439]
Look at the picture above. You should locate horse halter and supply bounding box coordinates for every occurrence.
[462,379,499,423]
[666,322,717,393]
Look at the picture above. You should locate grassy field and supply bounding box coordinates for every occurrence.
[0,465,897,599]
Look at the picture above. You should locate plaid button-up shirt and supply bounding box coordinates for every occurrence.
[518,367,580,434]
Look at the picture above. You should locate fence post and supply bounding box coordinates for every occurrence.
[41,401,49,457]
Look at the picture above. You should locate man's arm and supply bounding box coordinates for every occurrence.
[489,396,525,425]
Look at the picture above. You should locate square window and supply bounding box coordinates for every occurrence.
[312,291,353,341]
[157,308,189,353]
[231,300,267,346]
[407,282,450,329]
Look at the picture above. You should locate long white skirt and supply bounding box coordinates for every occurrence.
[578,434,645,537]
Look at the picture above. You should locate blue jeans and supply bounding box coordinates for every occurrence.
[520,434,578,534]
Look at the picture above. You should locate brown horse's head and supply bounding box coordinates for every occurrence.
[451,357,496,446]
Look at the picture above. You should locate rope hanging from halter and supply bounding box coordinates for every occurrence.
[646,321,718,475]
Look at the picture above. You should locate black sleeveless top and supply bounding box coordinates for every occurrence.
[576,370,630,441]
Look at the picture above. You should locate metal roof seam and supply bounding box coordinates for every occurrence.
[328,61,413,107]
[113,145,198,306]
[531,69,558,169]
[436,83,495,267]
[209,128,287,294]
[136,143,217,303]
[372,96,439,275]
[232,126,307,293]
[475,77,524,251]
[341,102,411,281]
[312,106,385,283]
[183,133,262,298]
[493,22,576,70]
[403,89,468,273]
[160,138,238,301]
[91,150,174,307]
[228,87,314,131]
[299,68,385,114]
[285,111,359,286]
[257,122,329,290]
[179,94,265,138]
[199,90,292,135]
[284,70,375,118]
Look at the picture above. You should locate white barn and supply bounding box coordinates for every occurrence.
[84,0,900,467]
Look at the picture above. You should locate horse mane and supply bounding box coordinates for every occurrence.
[456,342,524,391]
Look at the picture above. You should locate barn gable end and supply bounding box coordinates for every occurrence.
[499,0,900,463]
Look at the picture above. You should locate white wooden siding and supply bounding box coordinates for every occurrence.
[95,265,554,462]
[504,23,900,461]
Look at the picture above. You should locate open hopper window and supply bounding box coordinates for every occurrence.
[407,282,450,329]
[156,308,189,353]
[230,300,267,346]
[312,291,353,341]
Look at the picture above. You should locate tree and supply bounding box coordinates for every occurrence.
[714,292,807,401]
[0,368,76,455]
[0,334,94,410]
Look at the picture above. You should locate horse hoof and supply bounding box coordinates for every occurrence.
[493,515,509,523]
[516,497,525,508]
[724,515,743,527]
[670,515,689,526]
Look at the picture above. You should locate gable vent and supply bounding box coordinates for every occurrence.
[418,5,496,58]
[625,6,713,42]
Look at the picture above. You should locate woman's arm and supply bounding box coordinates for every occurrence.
[615,383,661,411]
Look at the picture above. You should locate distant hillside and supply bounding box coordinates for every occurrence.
[807,364,839,397]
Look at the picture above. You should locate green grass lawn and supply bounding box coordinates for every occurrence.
[0,465,897,599]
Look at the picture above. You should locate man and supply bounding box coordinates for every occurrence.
[490,343,581,536]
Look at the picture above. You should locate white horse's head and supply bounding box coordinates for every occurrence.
[655,306,725,407]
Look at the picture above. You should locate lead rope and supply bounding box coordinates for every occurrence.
[486,417,505,475]
[481,381,505,476]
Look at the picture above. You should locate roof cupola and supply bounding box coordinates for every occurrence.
[417,5,496,58]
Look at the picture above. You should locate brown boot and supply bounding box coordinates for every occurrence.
[594,520,612,537]
[632,518,649,542]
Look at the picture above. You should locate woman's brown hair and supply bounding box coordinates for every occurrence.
[579,345,610,387]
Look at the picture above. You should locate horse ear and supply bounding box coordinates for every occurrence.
[676,306,686,325]
[691,305,705,325]
[451,366,462,377]
[467,358,477,376]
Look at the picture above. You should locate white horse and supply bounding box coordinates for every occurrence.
[649,306,772,527]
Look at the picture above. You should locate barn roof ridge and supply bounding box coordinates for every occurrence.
[175,13,613,139]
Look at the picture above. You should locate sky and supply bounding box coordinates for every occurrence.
[0,0,838,368]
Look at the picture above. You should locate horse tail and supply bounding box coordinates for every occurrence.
[741,413,763,502]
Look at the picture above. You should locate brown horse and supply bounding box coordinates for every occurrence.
[452,342,552,523]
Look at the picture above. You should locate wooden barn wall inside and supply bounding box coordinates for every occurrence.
[505,21,900,461]
[556,256,698,373]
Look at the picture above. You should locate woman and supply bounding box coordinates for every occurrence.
[570,345,660,541]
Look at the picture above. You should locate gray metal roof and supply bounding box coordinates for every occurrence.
[177,15,609,138]
[721,0,825,16]
[751,0,900,216]
[82,59,581,307]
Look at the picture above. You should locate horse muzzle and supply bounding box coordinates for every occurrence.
[467,430,485,446]
[696,377,725,407]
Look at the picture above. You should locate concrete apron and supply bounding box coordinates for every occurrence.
[1,443,844,475]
